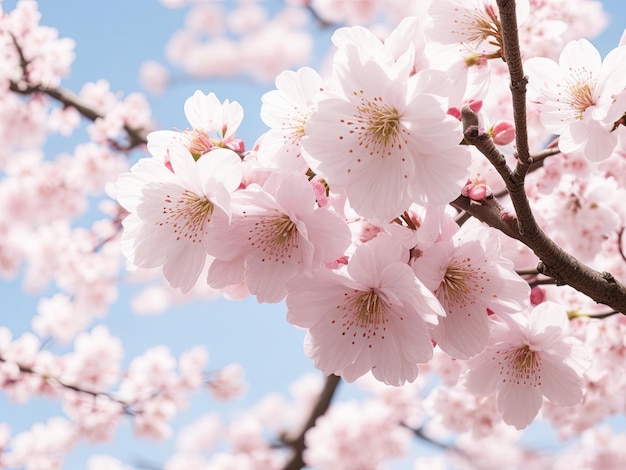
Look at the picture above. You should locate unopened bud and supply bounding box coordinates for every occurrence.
[462,178,492,202]
[530,286,546,305]
[489,120,516,145]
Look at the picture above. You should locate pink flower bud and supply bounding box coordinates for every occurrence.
[530,286,546,305]
[462,178,492,202]
[310,179,329,207]
[490,120,516,145]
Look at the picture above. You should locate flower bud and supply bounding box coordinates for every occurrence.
[489,120,516,145]
[462,178,492,202]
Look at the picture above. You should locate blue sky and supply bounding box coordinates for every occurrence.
[2,0,626,468]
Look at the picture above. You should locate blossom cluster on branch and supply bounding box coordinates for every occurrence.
[2,0,626,469]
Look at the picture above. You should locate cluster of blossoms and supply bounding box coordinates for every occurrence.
[116,0,626,433]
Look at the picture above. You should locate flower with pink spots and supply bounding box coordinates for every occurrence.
[412,225,530,359]
[464,302,590,429]
[301,38,470,222]
[525,38,626,161]
[147,90,245,161]
[116,144,242,293]
[207,170,351,303]
[286,236,445,386]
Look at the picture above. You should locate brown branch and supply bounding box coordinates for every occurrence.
[0,355,135,415]
[9,80,148,149]
[8,33,148,149]
[462,107,626,313]
[461,0,626,313]
[282,374,341,470]
[450,194,522,242]
[496,0,531,171]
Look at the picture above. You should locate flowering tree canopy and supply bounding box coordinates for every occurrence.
[2,0,626,468]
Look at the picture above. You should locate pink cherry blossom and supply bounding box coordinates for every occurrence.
[412,225,530,359]
[257,66,325,171]
[148,90,245,161]
[303,400,412,470]
[464,302,591,429]
[207,170,351,303]
[286,235,445,386]
[525,38,626,161]
[116,144,242,293]
[302,41,470,222]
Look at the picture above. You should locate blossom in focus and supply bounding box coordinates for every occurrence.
[464,302,590,429]
[525,39,626,161]
[302,38,470,222]
[413,225,529,359]
[115,144,242,293]
[207,170,351,303]
[427,0,529,58]
[286,236,445,386]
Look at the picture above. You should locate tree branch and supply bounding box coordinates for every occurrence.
[496,0,531,170]
[282,374,341,470]
[9,80,148,149]
[0,355,136,415]
[8,32,148,149]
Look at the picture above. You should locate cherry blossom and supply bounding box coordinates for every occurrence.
[286,236,444,385]
[302,30,471,222]
[116,144,242,293]
[207,170,351,303]
[413,224,530,359]
[525,38,626,161]
[4,0,626,467]
[464,302,591,429]
[257,66,326,171]
[148,90,245,161]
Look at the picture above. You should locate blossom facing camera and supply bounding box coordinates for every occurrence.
[464,302,590,429]
[286,236,445,386]
[525,39,626,161]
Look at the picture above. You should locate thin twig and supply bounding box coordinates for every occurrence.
[8,33,148,149]
[0,355,135,415]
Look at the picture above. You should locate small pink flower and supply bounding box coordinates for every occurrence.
[413,225,529,359]
[286,236,444,386]
[464,302,590,429]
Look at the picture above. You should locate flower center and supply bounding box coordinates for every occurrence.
[500,345,542,387]
[454,3,503,55]
[354,290,385,327]
[162,190,214,243]
[272,214,297,245]
[248,213,300,263]
[183,129,214,159]
[357,103,401,149]
[563,68,597,119]
[441,263,472,302]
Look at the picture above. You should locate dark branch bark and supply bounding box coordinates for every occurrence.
[8,32,148,150]
[456,1,626,313]
[9,80,148,149]
[282,374,341,470]
[496,0,531,169]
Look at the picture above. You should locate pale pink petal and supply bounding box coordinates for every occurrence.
[497,383,543,429]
